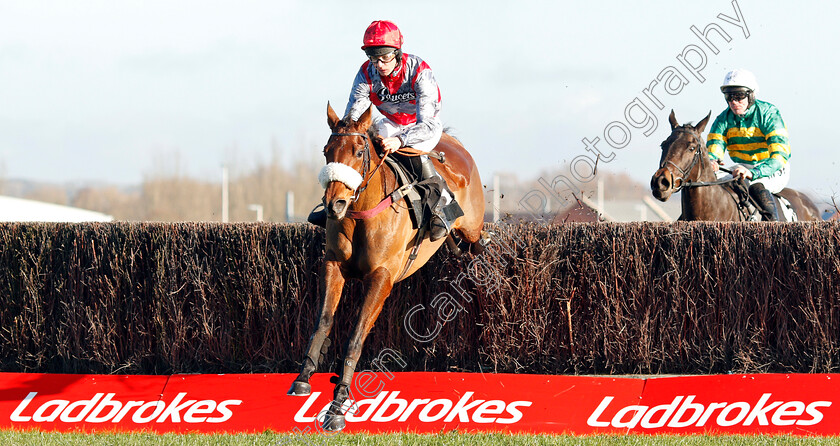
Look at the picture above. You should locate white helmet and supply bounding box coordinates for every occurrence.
[720,69,759,95]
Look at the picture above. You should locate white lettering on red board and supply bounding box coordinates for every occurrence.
[293,391,532,424]
[587,394,832,428]
[10,392,242,424]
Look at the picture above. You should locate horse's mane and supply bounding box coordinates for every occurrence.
[357,125,388,158]
[443,126,461,144]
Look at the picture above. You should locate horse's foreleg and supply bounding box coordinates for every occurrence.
[288,260,345,396]
[322,266,393,431]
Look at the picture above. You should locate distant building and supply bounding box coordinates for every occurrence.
[486,173,685,224]
[553,195,681,223]
[0,196,113,222]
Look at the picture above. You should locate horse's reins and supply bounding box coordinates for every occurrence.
[328,131,443,281]
[660,128,737,191]
[682,167,738,188]
[328,131,445,219]
[660,129,750,220]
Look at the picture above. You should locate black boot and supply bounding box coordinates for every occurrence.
[420,158,461,241]
[307,203,327,228]
[749,183,780,221]
[429,216,448,242]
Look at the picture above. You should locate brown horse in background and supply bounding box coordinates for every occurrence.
[287,104,487,431]
[651,110,820,221]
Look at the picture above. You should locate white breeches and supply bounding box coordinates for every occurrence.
[714,163,790,194]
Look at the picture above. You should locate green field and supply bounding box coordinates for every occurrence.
[1,432,839,446]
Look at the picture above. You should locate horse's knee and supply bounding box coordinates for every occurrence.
[344,340,365,362]
[316,314,334,330]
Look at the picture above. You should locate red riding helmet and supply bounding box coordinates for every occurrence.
[361,20,403,50]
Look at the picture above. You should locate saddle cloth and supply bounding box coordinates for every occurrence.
[384,154,444,229]
[730,181,798,222]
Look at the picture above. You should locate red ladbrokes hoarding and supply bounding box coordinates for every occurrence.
[0,372,836,435]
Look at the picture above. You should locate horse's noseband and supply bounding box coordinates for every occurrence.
[326,132,372,201]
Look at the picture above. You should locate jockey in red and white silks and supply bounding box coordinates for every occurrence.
[341,21,458,242]
[310,20,459,241]
[344,53,443,153]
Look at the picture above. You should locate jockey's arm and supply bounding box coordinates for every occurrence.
[731,165,752,180]
[706,116,728,172]
[749,157,784,180]
[344,66,373,121]
[750,109,791,180]
[706,146,725,172]
[395,69,442,148]
[381,137,401,154]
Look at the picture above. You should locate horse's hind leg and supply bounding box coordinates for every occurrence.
[322,266,393,431]
[452,211,489,255]
[469,230,493,255]
[453,217,482,244]
[288,260,346,396]
[448,228,492,256]
[451,176,487,251]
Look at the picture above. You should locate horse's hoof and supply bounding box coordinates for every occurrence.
[445,234,463,256]
[471,231,493,255]
[321,413,346,432]
[287,380,311,396]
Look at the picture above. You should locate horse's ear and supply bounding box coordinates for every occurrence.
[695,111,712,133]
[668,110,679,130]
[358,105,372,129]
[327,102,340,130]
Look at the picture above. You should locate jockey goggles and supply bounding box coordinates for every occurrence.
[724,91,749,102]
[367,51,397,64]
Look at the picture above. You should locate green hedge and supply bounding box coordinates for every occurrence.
[0,222,837,375]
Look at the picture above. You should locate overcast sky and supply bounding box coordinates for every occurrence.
[2,0,839,201]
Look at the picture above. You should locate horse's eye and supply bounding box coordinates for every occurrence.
[355,149,364,158]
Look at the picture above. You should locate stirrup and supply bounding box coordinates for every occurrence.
[429,201,464,242]
[430,215,448,242]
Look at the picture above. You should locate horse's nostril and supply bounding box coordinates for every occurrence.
[652,175,668,192]
[331,199,348,215]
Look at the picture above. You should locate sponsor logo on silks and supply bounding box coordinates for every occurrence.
[587,394,832,429]
[377,88,416,104]
[294,391,532,424]
[10,392,242,424]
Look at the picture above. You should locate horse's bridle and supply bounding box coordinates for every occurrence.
[328,131,380,201]
[659,128,704,193]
